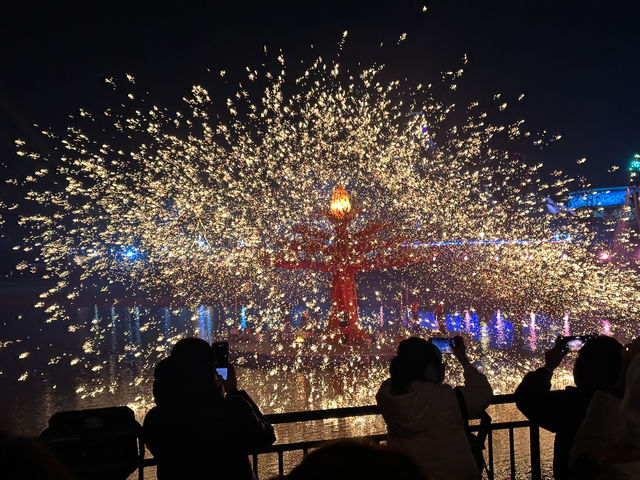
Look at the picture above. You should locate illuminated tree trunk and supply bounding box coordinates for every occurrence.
[326,271,369,342]
[269,188,417,344]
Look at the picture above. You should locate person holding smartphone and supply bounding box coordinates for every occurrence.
[143,338,275,480]
[375,336,492,480]
[515,335,623,480]
[569,338,640,479]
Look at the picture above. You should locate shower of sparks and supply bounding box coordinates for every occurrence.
[3,45,640,419]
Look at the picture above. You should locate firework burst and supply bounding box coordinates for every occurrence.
[5,45,640,347]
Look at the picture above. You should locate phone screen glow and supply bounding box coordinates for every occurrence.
[566,339,586,351]
[430,338,453,354]
[216,367,228,380]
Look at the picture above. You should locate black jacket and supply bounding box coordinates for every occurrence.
[515,368,590,480]
[143,389,276,480]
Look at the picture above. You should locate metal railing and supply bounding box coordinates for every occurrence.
[137,393,542,480]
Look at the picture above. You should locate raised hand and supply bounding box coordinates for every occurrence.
[222,364,238,393]
[543,336,568,371]
[450,335,471,366]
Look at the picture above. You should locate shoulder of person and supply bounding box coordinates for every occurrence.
[142,406,161,428]
[375,378,394,397]
[377,378,392,391]
[224,390,258,412]
[563,385,581,395]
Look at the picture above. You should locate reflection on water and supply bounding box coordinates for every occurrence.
[0,304,630,478]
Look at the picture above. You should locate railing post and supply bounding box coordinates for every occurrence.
[138,434,145,480]
[508,427,516,478]
[529,423,541,480]
[487,428,494,479]
[253,454,259,479]
[278,450,284,476]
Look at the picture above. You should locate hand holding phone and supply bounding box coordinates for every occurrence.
[222,364,238,392]
[544,336,569,371]
[212,341,229,380]
[449,335,470,366]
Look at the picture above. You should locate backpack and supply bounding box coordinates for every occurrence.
[453,387,493,480]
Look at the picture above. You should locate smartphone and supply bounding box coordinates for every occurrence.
[212,341,229,380]
[562,335,594,351]
[429,337,454,354]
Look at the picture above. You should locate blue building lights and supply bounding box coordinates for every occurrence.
[567,187,629,209]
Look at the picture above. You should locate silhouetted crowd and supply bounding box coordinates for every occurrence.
[2,335,639,479]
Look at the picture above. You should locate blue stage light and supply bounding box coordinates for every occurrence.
[123,247,139,259]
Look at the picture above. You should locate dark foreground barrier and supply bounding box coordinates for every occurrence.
[43,394,542,480]
[249,394,542,480]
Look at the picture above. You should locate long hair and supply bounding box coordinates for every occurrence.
[390,337,443,394]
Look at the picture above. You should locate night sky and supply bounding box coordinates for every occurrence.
[1,0,639,267]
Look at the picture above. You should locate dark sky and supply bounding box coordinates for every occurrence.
[1,0,638,187]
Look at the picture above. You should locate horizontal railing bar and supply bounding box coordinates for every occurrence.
[259,422,530,455]
[489,393,517,404]
[257,434,387,454]
[266,405,379,424]
[265,394,517,424]
[265,393,515,425]
[471,420,530,430]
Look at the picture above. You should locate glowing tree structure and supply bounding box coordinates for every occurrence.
[270,185,423,343]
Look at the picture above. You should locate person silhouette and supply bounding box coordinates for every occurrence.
[143,338,275,479]
[515,335,623,480]
[569,338,640,479]
[376,336,492,480]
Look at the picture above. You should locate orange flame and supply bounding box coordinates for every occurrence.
[330,185,351,219]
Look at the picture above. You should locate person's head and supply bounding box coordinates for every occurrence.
[573,335,623,396]
[0,431,72,480]
[153,337,223,405]
[390,337,444,394]
[286,439,426,480]
[153,357,184,406]
[170,337,214,364]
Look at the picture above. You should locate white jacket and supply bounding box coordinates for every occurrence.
[376,364,493,480]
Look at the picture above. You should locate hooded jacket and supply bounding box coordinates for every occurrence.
[376,364,492,480]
